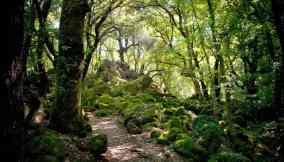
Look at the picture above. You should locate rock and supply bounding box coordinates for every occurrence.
[25,129,65,162]
[172,135,207,160]
[126,119,143,134]
[28,155,59,162]
[150,128,163,139]
[192,115,224,153]
[88,133,108,157]
[126,120,143,134]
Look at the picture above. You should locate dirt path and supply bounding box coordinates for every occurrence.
[86,111,188,162]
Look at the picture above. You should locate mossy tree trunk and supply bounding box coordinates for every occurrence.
[50,0,90,135]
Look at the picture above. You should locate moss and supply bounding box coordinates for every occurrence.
[95,109,113,117]
[156,128,184,144]
[182,98,212,114]
[157,131,170,145]
[171,135,207,160]
[208,152,251,162]
[64,117,92,137]
[126,119,143,134]
[95,94,114,109]
[88,133,107,157]
[25,129,65,162]
[191,115,224,153]
[164,116,185,130]
[150,129,163,139]
[27,155,59,162]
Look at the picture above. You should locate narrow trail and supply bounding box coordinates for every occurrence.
[86,111,188,162]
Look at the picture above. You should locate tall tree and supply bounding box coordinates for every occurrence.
[1,0,26,161]
[271,0,284,116]
[50,0,90,135]
[271,0,284,160]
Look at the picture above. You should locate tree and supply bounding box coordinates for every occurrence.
[271,0,284,161]
[1,0,26,161]
[50,0,90,135]
[271,0,284,116]
[83,0,127,79]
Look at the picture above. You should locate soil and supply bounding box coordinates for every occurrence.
[87,111,189,162]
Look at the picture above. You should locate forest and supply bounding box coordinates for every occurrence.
[2,0,284,161]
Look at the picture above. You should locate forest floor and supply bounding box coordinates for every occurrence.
[86,111,188,162]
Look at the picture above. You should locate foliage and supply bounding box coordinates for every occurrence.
[208,152,251,162]
[87,133,108,157]
[19,0,284,161]
[171,135,207,160]
[25,129,65,162]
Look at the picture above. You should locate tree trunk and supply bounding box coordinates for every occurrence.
[271,1,284,161]
[50,0,90,135]
[1,0,25,161]
[207,0,221,101]
[35,0,51,97]
[272,0,284,116]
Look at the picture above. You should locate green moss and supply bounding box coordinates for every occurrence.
[88,133,108,156]
[156,128,184,144]
[157,131,170,145]
[95,94,114,109]
[150,129,162,139]
[191,115,224,153]
[126,119,143,134]
[208,152,251,162]
[25,130,65,162]
[171,135,207,160]
[28,155,59,162]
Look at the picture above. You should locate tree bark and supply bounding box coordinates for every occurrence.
[272,0,284,116]
[50,0,90,135]
[271,1,284,161]
[1,0,25,161]
[207,0,222,101]
[35,0,51,97]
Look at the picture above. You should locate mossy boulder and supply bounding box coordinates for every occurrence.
[126,119,143,134]
[150,128,163,139]
[171,135,207,160]
[88,133,108,157]
[95,94,114,109]
[25,129,65,162]
[123,103,160,133]
[95,109,113,117]
[156,128,184,144]
[208,152,251,162]
[28,155,59,162]
[69,119,92,138]
[192,115,224,152]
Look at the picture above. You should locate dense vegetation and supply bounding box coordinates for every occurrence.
[2,0,284,161]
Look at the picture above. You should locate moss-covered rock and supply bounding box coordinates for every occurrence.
[25,129,65,162]
[192,115,224,153]
[150,128,163,139]
[122,103,160,130]
[126,118,143,134]
[156,127,185,144]
[208,152,251,162]
[87,133,107,157]
[27,155,59,162]
[171,135,207,160]
[68,119,92,138]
